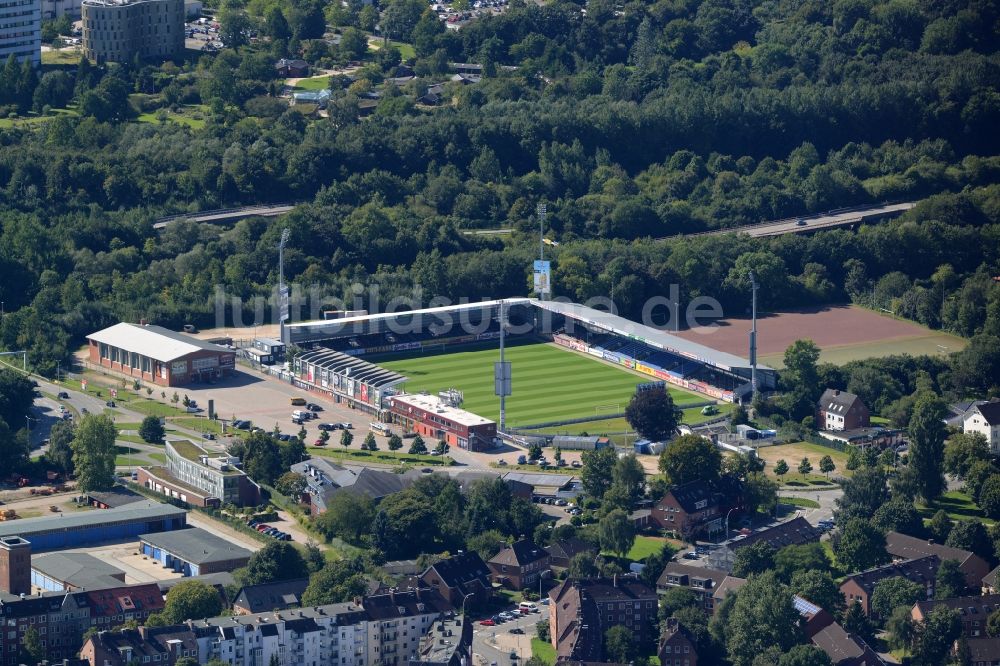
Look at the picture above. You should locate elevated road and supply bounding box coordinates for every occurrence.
[153,203,296,230]
[680,202,916,239]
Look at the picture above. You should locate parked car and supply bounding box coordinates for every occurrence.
[497,459,507,466]
[571,460,581,468]
[314,439,327,446]
[255,524,270,532]
[341,422,353,429]
[317,423,334,431]
[479,619,495,626]
[517,455,527,464]
[291,417,304,425]
[306,403,323,412]
[683,551,699,560]
[555,499,567,506]
[290,397,307,406]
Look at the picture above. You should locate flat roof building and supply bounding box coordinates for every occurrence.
[87,322,236,387]
[389,393,497,452]
[81,0,183,63]
[0,501,186,552]
[137,439,261,507]
[0,0,41,66]
[139,527,253,576]
[31,552,126,591]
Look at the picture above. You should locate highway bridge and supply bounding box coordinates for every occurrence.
[679,202,916,239]
[153,203,296,230]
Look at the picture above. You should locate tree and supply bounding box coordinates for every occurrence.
[911,606,961,666]
[658,434,722,486]
[302,560,368,605]
[775,543,830,581]
[581,446,617,498]
[341,430,354,448]
[732,541,775,577]
[886,605,916,656]
[835,467,889,523]
[242,431,282,486]
[567,552,599,579]
[790,570,844,617]
[819,455,835,477]
[528,443,543,460]
[872,498,923,536]
[240,542,310,586]
[834,519,889,572]
[315,492,374,544]
[908,392,948,502]
[987,608,1000,637]
[980,475,1000,519]
[625,386,680,441]
[870,577,924,620]
[743,473,779,515]
[434,440,449,455]
[782,340,821,397]
[387,433,403,451]
[603,625,636,664]
[46,418,76,475]
[659,587,702,619]
[71,413,117,491]
[798,457,813,475]
[774,459,789,478]
[219,8,253,48]
[598,509,635,558]
[841,601,874,644]
[408,435,427,454]
[935,559,966,599]
[161,580,223,623]
[467,529,507,560]
[928,510,952,543]
[777,645,832,666]
[944,519,993,563]
[944,432,990,478]
[20,626,43,664]
[265,6,292,41]
[725,571,802,666]
[275,471,307,498]
[139,415,165,444]
[609,454,645,507]
[175,658,200,666]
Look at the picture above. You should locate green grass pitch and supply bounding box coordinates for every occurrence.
[378,342,704,428]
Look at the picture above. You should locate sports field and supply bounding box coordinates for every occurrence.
[378,342,705,428]
[673,304,966,368]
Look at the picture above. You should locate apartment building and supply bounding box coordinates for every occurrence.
[0,0,40,67]
[81,0,182,64]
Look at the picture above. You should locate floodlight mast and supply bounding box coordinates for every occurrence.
[538,202,547,302]
[278,228,290,341]
[749,270,759,402]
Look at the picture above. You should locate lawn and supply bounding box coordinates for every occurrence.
[310,446,454,466]
[136,105,207,129]
[531,638,556,666]
[755,441,849,480]
[170,416,222,434]
[917,491,994,525]
[779,496,821,508]
[367,37,416,60]
[128,400,189,417]
[379,342,704,428]
[625,536,672,561]
[41,48,83,65]
[525,406,728,439]
[290,75,331,91]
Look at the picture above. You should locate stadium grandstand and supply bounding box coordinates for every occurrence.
[283,298,774,408]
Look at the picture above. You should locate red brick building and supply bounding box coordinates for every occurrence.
[388,393,497,452]
[659,618,699,666]
[651,477,742,539]
[87,322,236,387]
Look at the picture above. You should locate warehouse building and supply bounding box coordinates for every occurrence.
[31,552,126,591]
[137,440,261,507]
[0,501,187,552]
[388,393,498,452]
[86,322,237,386]
[139,527,253,576]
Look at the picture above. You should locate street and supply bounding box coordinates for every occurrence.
[472,604,543,666]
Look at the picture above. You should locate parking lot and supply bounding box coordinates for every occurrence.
[473,601,544,666]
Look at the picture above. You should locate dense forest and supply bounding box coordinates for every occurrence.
[0,0,998,379]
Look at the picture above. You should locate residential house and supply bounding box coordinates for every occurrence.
[651,477,742,538]
[658,618,698,666]
[983,565,1000,594]
[408,615,472,666]
[839,556,939,616]
[275,58,309,77]
[962,399,1000,454]
[794,596,884,666]
[233,578,310,615]
[419,551,493,609]
[548,578,658,662]
[817,389,870,432]
[545,538,597,569]
[711,576,747,612]
[293,458,423,514]
[885,531,991,590]
[968,637,1000,666]
[488,539,550,591]
[707,517,821,571]
[656,563,729,614]
[910,594,1000,638]
[81,625,200,666]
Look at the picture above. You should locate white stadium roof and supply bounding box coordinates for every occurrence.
[87,323,232,363]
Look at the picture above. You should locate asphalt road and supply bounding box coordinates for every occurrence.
[473,604,544,666]
[689,202,915,239]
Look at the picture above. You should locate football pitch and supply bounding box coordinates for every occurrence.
[377,342,705,428]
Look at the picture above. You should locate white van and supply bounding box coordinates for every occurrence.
[292,410,309,420]
[518,602,537,613]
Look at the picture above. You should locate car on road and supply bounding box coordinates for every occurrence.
[509,628,524,635]
[202,432,216,440]
[683,551,699,560]
[57,392,69,399]
[479,619,495,626]
[510,652,518,660]
[796,218,807,226]
[106,400,116,407]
